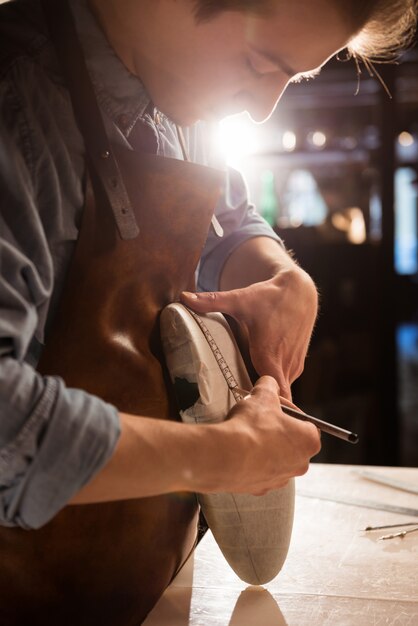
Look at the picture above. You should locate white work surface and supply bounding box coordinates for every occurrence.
[143,464,418,626]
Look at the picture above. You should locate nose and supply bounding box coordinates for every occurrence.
[239,73,290,123]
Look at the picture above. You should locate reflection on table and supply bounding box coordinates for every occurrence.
[143,464,418,626]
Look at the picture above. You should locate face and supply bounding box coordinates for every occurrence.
[93,0,353,125]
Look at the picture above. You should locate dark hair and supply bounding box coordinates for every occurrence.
[193,0,418,62]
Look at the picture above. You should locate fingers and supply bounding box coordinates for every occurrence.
[278,395,301,412]
[218,410,320,495]
[276,379,292,401]
[180,290,295,399]
[242,376,292,407]
[300,422,322,458]
[180,289,240,316]
[251,374,280,396]
[249,343,294,400]
[237,375,321,459]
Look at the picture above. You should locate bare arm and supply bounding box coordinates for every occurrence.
[72,239,320,506]
[71,376,320,504]
[182,236,319,399]
[220,235,297,288]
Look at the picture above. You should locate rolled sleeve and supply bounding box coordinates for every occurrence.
[0,80,120,530]
[198,166,283,292]
[0,366,120,530]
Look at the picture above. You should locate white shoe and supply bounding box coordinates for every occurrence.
[160,303,294,585]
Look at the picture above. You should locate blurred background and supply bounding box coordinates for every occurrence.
[215,42,418,468]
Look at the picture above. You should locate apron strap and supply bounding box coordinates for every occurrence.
[41,0,139,240]
[175,125,224,238]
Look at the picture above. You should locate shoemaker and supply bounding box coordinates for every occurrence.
[0,0,416,624]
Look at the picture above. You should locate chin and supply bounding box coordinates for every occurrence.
[154,99,201,127]
[207,102,247,122]
[165,110,201,127]
[156,94,226,126]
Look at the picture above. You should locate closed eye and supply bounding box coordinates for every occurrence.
[247,46,322,84]
[246,56,269,78]
[246,48,290,78]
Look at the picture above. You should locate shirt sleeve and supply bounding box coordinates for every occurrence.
[0,78,120,530]
[198,165,283,292]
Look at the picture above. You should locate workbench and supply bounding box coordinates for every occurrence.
[143,464,418,626]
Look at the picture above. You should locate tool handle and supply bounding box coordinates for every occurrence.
[281,405,359,444]
[233,386,358,444]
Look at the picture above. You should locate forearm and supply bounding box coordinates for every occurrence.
[184,236,319,397]
[220,235,316,296]
[71,377,321,505]
[70,413,223,504]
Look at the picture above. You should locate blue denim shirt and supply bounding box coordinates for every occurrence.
[0,0,280,529]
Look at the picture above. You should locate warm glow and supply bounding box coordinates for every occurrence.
[348,208,366,244]
[310,131,327,148]
[398,131,414,147]
[112,332,138,355]
[282,131,296,151]
[332,207,366,244]
[215,113,259,167]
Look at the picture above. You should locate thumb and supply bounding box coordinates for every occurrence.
[250,351,293,401]
[180,289,240,316]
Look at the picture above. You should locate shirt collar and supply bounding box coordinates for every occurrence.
[69,0,151,137]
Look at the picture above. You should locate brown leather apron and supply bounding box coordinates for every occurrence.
[0,3,222,625]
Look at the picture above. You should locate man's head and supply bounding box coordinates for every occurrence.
[90,0,417,125]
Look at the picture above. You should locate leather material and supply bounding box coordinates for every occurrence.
[0,145,222,626]
[41,0,139,240]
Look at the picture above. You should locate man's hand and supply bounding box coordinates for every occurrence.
[71,376,320,504]
[181,237,318,400]
[196,376,321,495]
[71,239,319,505]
